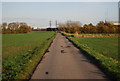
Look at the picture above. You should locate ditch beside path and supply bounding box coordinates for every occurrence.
[30,33,109,80]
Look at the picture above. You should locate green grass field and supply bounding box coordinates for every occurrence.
[73,37,118,60]
[2,31,56,80]
[66,35,119,81]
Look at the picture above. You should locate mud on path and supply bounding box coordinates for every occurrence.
[30,33,109,80]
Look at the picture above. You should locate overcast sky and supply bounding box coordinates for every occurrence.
[1,0,119,28]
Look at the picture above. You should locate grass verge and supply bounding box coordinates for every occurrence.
[2,31,56,80]
[62,33,120,81]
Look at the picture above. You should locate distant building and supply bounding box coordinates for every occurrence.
[113,22,120,26]
[106,21,120,26]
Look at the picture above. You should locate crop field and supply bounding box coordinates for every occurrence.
[66,35,119,81]
[72,37,118,60]
[2,31,56,80]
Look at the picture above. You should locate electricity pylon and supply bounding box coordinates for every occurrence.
[55,20,58,28]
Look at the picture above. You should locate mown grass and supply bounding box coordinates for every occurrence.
[2,31,56,80]
[73,37,118,60]
[64,34,119,81]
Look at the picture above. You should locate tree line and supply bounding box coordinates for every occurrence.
[58,21,120,34]
[1,22,32,34]
[2,21,119,34]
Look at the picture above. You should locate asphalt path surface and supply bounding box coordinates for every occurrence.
[30,33,109,80]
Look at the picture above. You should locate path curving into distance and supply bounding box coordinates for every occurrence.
[30,33,109,80]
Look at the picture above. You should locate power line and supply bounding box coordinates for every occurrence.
[105,8,108,22]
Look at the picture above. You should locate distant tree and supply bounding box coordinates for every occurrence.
[2,22,7,34]
[12,22,19,33]
[58,21,82,33]
[18,24,30,33]
[83,24,88,33]
[2,22,32,34]
[49,20,120,34]
[96,21,106,33]
[6,28,11,34]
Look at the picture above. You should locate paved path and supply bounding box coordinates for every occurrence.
[30,33,109,80]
